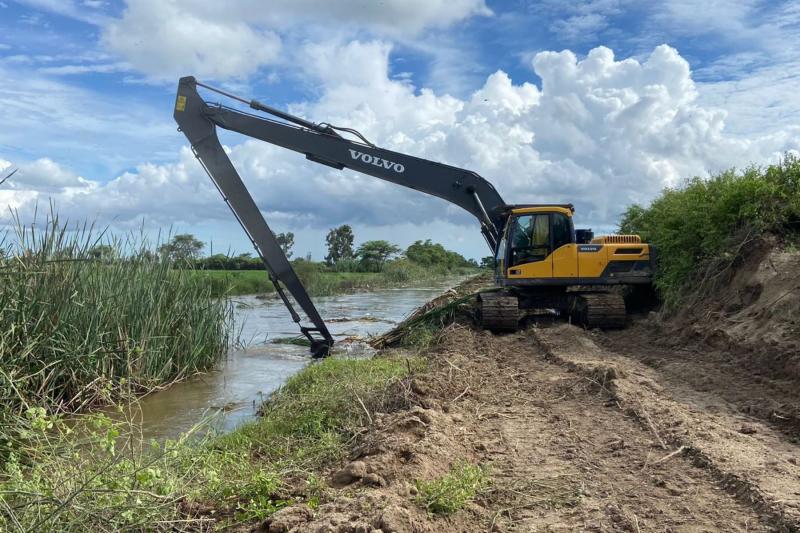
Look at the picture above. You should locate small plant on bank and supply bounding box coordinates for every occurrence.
[415,461,490,515]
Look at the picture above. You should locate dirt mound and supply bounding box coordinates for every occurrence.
[253,324,787,532]
[659,239,800,381]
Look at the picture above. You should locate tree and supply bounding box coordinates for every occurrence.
[480,256,495,269]
[88,244,116,261]
[356,240,400,272]
[405,239,470,269]
[274,231,294,258]
[158,234,204,263]
[325,225,355,266]
[405,239,448,266]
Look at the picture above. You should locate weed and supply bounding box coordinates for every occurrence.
[415,461,490,515]
[271,336,313,347]
[0,210,231,415]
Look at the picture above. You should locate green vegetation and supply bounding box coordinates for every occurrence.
[620,155,800,307]
[415,461,489,515]
[0,214,231,414]
[0,356,423,530]
[190,249,477,297]
[270,336,313,347]
[372,274,492,350]
[185,225,479,296]
[158,233,205,262]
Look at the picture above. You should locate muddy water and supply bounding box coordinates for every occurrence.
[124,279,461,441]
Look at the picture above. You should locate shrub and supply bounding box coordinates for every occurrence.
[619,154,800,306]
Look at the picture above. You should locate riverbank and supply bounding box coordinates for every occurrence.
[12,266,800,531]
[190,265,480,297]
[0,275,486,531]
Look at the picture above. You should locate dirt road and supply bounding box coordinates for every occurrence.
[262,320,800,532]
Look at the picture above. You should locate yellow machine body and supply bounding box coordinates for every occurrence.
[496,206,654,287]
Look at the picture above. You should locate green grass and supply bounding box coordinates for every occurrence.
[0,355,424,531]
[0,213,231,415]
[189,262,478,298]
[415,461,489,515]
[620,154,800,307]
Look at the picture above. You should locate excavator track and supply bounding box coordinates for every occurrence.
[569,291,627,329]
[478,292,520,332]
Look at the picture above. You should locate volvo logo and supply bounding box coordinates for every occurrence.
[349,149,405,173]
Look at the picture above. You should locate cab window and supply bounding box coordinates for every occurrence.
[510,214,550,266]
[552,213,572,250]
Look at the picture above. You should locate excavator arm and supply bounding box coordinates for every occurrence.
[173,76,507,357]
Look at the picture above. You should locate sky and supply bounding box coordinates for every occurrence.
[0,0,798,261]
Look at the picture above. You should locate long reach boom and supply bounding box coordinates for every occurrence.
[174,76,507,356]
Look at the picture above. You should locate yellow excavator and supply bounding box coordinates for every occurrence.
[174,77,654,356]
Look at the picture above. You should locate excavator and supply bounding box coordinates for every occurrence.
[174,77,655,357]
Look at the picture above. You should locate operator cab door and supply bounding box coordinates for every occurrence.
[507,213,553,278]
[506,212,577,280]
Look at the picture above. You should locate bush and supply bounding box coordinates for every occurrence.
[382,258,424,283]
[405,239,471,270]
[415,461,489,515]
[619,154,800,306]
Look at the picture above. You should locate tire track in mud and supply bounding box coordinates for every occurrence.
[600,324,800,442]
[532,324,800,532]
[465,328,772,532]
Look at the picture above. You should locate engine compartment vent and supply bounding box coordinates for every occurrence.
[592,234,642,244]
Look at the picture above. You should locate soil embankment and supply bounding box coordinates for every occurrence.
[258,246,800,532]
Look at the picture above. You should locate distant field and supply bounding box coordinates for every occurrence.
[188,267,476,297]
[189,270,374,297]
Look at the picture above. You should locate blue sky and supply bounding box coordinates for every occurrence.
[1,0,798,259]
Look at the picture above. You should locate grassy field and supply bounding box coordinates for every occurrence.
[190,269,382,296]
[190,262,478,297]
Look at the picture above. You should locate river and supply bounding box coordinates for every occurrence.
[121,279,461,441]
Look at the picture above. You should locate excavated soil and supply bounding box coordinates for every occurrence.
[256,322,800,532]
[256,245,800,532]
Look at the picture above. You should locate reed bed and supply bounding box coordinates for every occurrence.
[0,211,232,414]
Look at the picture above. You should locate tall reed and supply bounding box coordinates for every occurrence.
[0,210,231,413]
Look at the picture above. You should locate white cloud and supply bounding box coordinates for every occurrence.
[545,0,626,42]
[10,158,93,191]
[38,62,129,75]
[6,42,798,250]
[0,64,179,177]
[101,0,490,80]
[102,0,281,81]
[15,0,109,25]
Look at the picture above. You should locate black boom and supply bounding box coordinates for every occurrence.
[173,76,507,356]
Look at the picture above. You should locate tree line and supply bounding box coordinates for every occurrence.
[147,225,487,272]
